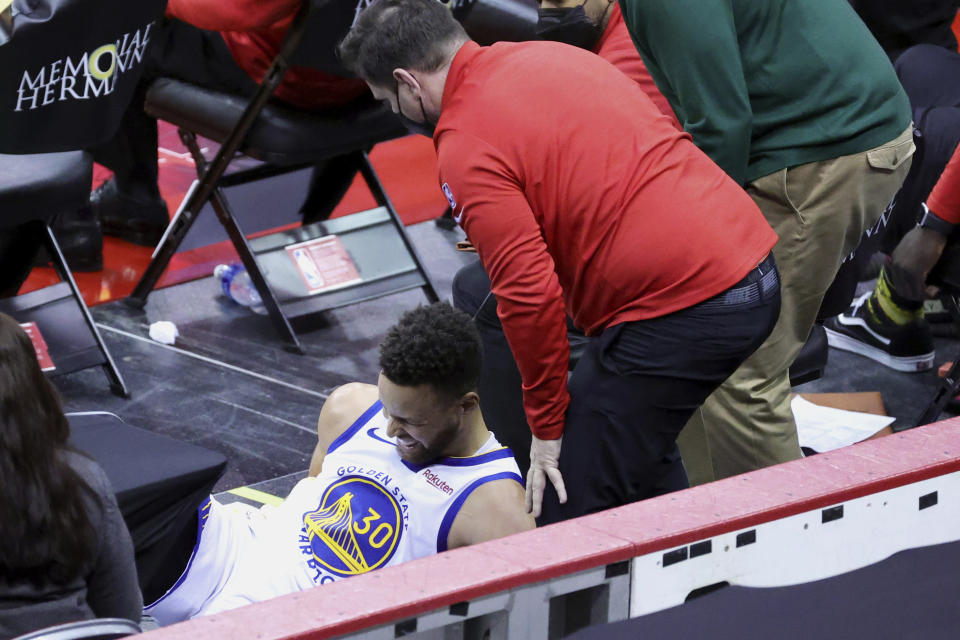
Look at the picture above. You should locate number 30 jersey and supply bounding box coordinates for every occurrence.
[147,400,523,623]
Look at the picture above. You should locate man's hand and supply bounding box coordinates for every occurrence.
[525,434,566,519]
[889,226,949,301]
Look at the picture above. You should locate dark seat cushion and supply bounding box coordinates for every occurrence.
[145,78,410,166]
[789,324,828,386]
[67,412,227,594]
[0,151,92,227]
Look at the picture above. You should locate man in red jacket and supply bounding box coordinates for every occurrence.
[340,0,781,522]
[59,0,367,268]
[535,0,677,125]
[452,0,680,478]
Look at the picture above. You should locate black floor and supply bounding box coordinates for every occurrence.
[50,219,960,500]
[798,285,960,430]
[54,220,475,497]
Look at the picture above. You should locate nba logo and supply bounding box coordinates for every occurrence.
[441,183,456,210]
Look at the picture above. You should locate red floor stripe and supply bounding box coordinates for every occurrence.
[22,127,446,307]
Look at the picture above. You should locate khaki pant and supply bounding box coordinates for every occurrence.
[679,126,916,484]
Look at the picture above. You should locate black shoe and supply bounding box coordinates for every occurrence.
[824,292,934,372]
[34,205,103,272]
[91,179,169,247]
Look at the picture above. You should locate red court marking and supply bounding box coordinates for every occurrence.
[142,417,960,640]
[953,10,960,50]
[21,127,445,306]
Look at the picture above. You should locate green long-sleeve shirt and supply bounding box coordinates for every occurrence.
[618,0,912,185]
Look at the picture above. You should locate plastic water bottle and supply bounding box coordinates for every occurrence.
[214,263,263,307]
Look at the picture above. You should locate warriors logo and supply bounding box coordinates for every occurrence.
[302,476,403,578]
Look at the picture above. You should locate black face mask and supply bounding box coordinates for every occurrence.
[396,79,436,138]
[536,4,605,50]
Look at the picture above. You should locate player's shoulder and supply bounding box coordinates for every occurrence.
[317,383,380,443]
[464,475,526,512]
[327,382,378,410]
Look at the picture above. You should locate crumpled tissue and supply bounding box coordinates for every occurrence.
[148,321,179,345]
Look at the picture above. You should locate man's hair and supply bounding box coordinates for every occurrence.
[379,302,481,401]
[338,0,468,86]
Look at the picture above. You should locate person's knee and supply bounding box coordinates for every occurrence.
[896,44,958,79]
[452,261,493,319]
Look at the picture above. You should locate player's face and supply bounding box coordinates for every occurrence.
[378,372,466,465]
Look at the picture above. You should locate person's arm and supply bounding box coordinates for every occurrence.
[595,7,681,129]
[309,383,380,476]
[84,466,143,623]
[166,0,299,32]
[618,0,753,184]
[438,131,571,516]
[440,132,570,441]
[890,142,960,297]
[927,143,960,225]
[446,479,535,549]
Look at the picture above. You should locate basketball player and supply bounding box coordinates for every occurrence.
[145,303,533,624]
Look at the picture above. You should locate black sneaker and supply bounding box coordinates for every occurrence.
[91,179,169,247]
[824,292,934,372]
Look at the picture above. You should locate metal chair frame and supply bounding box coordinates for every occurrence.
[124,0,439,353]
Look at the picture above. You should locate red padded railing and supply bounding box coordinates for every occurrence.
[142,416,960,640]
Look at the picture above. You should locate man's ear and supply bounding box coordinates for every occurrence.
[460,391,481,413]
[393,68,421,95]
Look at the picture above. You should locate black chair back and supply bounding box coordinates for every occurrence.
[286,0,540,73]
[288,0,360,72]
[0,0,165,153]
[452,0,539,46]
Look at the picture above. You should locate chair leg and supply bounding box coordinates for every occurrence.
[207,186,304,354]
[44,224,129,397]
[915,358,960,427]
[126,130,215,308]
[125,178,205,309]
[126,128,303,352]
[915,293,960,428]
[356,151,440,304]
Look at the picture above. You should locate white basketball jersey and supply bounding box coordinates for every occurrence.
[147,400,522,624]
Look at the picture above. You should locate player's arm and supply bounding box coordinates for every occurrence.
[446,479,535,549]
[309,382,380,476]
[889,142,960,298]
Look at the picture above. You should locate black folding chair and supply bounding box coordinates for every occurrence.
[0,0,166,396]
[0,154,126,395]
[124,0,440,353]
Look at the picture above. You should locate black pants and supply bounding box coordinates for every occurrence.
[847,0,959,63]
[91,18,258,198]
[452,260,590,478]
[92,18,360,220]
[454,255,780,524]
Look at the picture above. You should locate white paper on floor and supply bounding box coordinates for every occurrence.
[792,395,896,453]
[148,320,179,345]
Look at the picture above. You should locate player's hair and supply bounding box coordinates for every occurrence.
[0,312,97,585]
[338,0,469,86]
[379,302,482,401]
